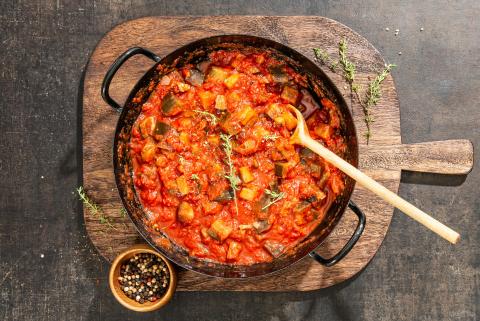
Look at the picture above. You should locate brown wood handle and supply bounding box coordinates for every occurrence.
[360,139,474,175]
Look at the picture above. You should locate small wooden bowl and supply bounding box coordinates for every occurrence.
[109,244,177,312]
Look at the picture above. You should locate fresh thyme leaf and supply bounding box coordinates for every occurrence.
[262,189,286,210]
[219,134,239,215]
[120,207,127,218]
[313,48,338,72]
[338,39,356,85]
[313,48,330,64]
[351,83,361,93]
[362,63,395,143]
[263,133,279,141]
[77,186,100,214]
[365,64,395,106]
[191,174,200,181]
[76,186,116,230]
[194,110,218,126]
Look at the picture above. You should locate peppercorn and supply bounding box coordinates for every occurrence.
[118,253,170,304]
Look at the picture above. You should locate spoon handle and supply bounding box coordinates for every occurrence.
[303,136,460,244]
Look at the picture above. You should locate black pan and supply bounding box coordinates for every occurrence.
[101,35,365,278]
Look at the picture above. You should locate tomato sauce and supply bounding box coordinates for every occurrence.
[129,49,346,264]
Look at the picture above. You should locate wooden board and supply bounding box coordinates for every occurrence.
[82,16,473,291]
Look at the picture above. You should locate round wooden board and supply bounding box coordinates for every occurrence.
[82,16,473,291]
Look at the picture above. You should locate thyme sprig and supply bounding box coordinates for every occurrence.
[338,39,357,91]
[262,189,286,210]
[313,39,395,143]
[194,110,218,126]
[76,186,116,230]
[363,64,396,141]
[313,48,338,71]
[220,134,240,215]
[365,64,396,107]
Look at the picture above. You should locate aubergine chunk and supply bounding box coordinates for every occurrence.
[185,69,204,86]
[263,240,285,258]
[253,219,271,234]
[162,92,183,116]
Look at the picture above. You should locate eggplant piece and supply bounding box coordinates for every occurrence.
[274,162,289,178]
[294,200,312,214]
[281,86,299,104]
[154,121,170,135]
[300,147,315,159]
[264,240,285,258]
[305,195,318,203]
[307,163,323,176]
[254,192,270,212]
[269,180,280,193]
[269,65,288,83]
[318,171,331,189]
[139,116,157,137]
[252,220,271,234]
[185,69,204,86]
[213,189,234,202]
[207,66,229,82]
[266,103,283,121]
[197,61,211,73]
[162,92,182,115]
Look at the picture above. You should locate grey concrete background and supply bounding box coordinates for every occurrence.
[0,1,478,320]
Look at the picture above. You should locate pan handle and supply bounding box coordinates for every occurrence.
[101,47,161,112]
[309,200,366,267]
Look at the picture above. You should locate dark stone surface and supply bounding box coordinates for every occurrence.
[0,1,478,320]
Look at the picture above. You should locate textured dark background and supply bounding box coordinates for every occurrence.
[0,1,478,320]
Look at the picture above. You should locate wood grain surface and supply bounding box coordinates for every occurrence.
[82,16,473,291]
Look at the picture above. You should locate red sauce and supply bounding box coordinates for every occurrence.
[129,49,346,264]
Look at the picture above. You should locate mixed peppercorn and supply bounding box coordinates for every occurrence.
[118,253,170,303]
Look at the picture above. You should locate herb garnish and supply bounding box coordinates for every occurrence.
[313,39,395,142]
[220,134,240,215]
[313,48,338,71]
[120,207,127,218]
[338,39,357,89]
[262,189,286,210]
[191,174,200,181]
[76,186,116,230]
[194,110,218,126]
[363,63,396,141]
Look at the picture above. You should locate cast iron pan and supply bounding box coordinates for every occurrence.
[101,35,366,278]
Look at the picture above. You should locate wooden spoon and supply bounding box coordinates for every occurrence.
[287,105,460,244]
